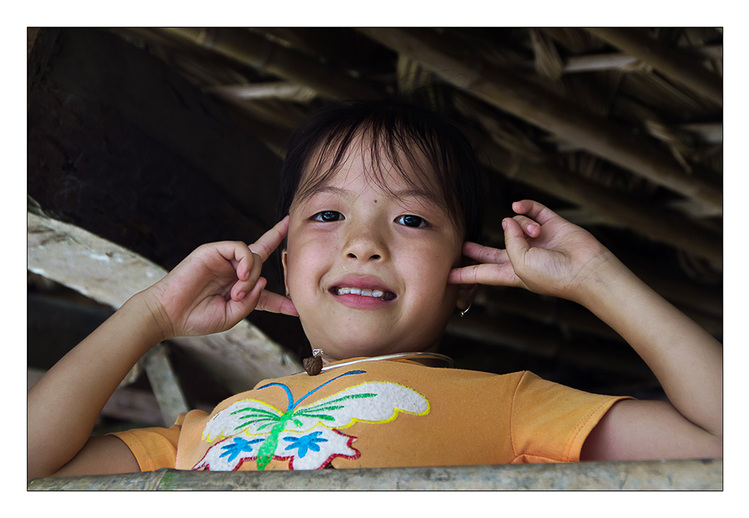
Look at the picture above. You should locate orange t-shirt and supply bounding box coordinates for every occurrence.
[111,359,629,471]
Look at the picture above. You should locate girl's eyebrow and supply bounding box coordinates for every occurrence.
[307,185,442,205]
[307,185,351,199]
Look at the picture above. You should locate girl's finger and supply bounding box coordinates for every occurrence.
[234,247,255,281]
[511,215,541,238]
[512,200,557,226]
[205,241,252,267]
[231,249,264,299]
[502,217,531,265]
[462,241,509,265]
[448,265,478,285]
[249,216,290,263]
[448,263,519,287]
[226,276,267,324]
[256,290,299,317]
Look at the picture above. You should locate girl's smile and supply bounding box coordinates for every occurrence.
[282,138,469,361]
[328,274,398,307]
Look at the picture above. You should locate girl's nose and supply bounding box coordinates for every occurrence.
[343,224,387,262]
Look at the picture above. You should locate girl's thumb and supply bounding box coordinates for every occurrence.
[502,218,531,263]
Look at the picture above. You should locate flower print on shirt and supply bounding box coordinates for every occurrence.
[220,437,265,463]
[283,430,327,458]
[193,370,430,471]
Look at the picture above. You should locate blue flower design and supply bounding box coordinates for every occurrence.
[220,436,265,462]
[283,431,328,458]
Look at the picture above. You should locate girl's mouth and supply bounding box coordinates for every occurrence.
[330,286,397,301]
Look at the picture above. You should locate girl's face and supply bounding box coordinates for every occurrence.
[283,138,467,361]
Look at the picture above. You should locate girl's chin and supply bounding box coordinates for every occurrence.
[298,314,444,360]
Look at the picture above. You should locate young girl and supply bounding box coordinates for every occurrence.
[27,100,722,477]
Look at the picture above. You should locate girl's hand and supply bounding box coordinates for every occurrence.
[143,216,298,340]
[449,200,616,303]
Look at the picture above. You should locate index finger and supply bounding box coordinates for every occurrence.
[257,290,299,317]
[461,241,510,265]
[249,216,290,263]
[448,263,519,288]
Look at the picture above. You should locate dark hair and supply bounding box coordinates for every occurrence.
[278,99,484,242]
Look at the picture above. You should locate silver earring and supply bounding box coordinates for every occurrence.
[460,304,471,317]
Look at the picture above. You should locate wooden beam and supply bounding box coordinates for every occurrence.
[27,210,302,392]
[205,82,317,102]
[160,28,382,102]
[562,45,722,74]
[143,344,190,426]
[585,28,722,106]
[474,133,723,269]
[547,121,723,149]
[357,28,722,213]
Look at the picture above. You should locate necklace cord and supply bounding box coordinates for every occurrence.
[301,351,455,375]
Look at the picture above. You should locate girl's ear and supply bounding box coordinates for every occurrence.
[281,249,290,297]
[456,284,477,313]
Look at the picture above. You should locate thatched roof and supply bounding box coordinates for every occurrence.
[27,28,722,427]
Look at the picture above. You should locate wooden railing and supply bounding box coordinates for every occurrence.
[28,458,721,490]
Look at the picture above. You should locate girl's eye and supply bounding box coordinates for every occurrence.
[395,215,428,228]
[312,210,344,222]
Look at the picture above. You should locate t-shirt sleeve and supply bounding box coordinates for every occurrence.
[108,414,185,472]
[509,371,632,463]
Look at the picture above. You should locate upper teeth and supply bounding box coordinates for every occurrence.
[337,287,385,298]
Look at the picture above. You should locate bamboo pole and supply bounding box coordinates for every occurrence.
[357,28,722,213]
[585,28,722,106]
[160,28,382,101]
[205,82,317,102]
[27,459,723,490]
[562,44,722,74]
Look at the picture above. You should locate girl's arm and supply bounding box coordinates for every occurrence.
[570,247,721,460]
[28,293,168,478]
[449,200,722,460]
[28,218,297,479]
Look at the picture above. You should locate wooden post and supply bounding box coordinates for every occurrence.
[143,344,190,426]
